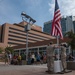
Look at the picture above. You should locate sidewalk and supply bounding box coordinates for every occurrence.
[0,62,5,65]
[0,63,75,75]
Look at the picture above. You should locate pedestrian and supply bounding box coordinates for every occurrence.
[36,53,41,64]
[43,54,47,64]
[40,53,44,64]
[68,53,74,61]
[17,54,22,65]
[4,52,9,65]
[27,53,32,65]
[46,42,55,74]
[8,53,12,64]
[31,53,35,64]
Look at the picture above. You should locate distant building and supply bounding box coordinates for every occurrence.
[43,16,75,36]
[66,16,74,33]
[43,20,52,34]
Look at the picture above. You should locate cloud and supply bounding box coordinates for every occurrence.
[49,0,75,16]
[48,1,54,16]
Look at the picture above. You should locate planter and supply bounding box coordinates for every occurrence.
[67,61,75,70]
[21,60,27,65]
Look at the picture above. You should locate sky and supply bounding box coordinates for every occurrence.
[0,0,75,29]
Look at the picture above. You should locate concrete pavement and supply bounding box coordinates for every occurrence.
[0,62,75,75]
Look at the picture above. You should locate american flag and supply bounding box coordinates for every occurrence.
[51,0,63,39]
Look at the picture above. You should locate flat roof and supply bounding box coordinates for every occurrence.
[12,37,71,50]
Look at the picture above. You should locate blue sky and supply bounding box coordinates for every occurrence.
[0,0,75,28]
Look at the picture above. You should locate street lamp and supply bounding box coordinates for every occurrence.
[21,12,36,64]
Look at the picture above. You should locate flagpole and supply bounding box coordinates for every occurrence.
[51,0,63,72]
[57,36,60,60]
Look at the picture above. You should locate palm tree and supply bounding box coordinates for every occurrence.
[64,30,74,38]
[5,46,14,54]
[65,31,75,55]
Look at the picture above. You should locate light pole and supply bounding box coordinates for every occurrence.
[21,12,36,64]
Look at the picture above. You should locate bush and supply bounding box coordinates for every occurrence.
[0,47,4,54]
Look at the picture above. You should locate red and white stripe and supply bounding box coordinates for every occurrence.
[51,7,63,39]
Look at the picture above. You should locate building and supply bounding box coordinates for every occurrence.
[66,16,74,33]
[43,16,75,35]
[0,21,71,61]
[43,20,52,34]
[0,21,55,48]
[73,20,75,33]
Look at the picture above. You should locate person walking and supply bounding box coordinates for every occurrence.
[8,53,12,64]
[4,52,9,65]
[46,42,55,74]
